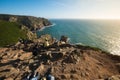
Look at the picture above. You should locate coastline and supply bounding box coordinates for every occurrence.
[35,19,120,56]
[38,23,56,31]
[32,23,55,34]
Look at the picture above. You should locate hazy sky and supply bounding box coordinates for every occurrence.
[0,0,120,19]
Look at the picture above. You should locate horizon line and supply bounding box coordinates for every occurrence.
[1,13,120,20]
[48,18,120,20]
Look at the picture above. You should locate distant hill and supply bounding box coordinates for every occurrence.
[0,14,52,31]
[0,14,52,47]
[0,20,27,47]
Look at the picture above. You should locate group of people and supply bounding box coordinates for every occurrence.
[43,36,69,48]
[24,72,55,80]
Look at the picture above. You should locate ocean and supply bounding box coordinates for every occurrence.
[37,19,120,55]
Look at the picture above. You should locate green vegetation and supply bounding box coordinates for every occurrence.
[0,20,27,47]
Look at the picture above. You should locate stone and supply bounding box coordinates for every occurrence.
[60,36,68,43]
[116,63,120,69]
[81,72,86,77]
[36,64,44,73]
[70,74,79,79]
[51,52,64,60]
[29,59,34,64]
[4,78,13,80]
[107,75,120,80]
[61,74,70,79]
[19,52,32,60]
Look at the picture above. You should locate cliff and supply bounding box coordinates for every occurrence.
[0,35,120,80]
[0,14,52,47]
[0,14,52,31]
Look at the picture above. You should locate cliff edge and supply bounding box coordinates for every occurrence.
[0,14,52,31]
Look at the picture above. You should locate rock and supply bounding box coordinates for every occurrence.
[27,30,37,40]
[10,67,19,74]
[63,54,79,63]
[29,59,34,64]
[41,51,52,61]
[25,66,30,71]
[63,55,73,63]
[19,44,25,49]
[13,54,18,59]
[19,52,32,60]
[36,63,45,73]
[46,51,52,57]
[2,55,8,59]
[107,75,120,80]
[70,69,77,73]
[4,78,13,80]
[49,67,54,74]
[70,74,79,79]
[116,63,120,69]
[60,35,68,43]
[9,16,17,22]
[72,49,82,57]
[81,72,86,77]
[51,52,64,61]
[61,74,70,79]
[46,60,51,65]
[1,59,9,63]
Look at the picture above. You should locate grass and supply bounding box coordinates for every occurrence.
[0,20,27,47]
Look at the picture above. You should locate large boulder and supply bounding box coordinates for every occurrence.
[60,35,68,43]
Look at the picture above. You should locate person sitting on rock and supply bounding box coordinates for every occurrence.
[44,38,50,47]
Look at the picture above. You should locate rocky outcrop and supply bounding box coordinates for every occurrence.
[0,14,52,31]
[0,35,120,80]
[20,25,37,41]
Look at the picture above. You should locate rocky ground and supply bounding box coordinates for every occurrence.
[0,35,120,80]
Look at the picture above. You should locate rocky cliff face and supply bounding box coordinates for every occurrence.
[0,14,52,42]
[0,14,52,31]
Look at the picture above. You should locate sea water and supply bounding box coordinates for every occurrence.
[37,19,120,55]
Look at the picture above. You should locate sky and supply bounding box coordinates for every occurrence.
[0,0,120,19]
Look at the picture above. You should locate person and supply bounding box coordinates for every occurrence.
[44,38,50,47]
[46,74,55,80]
[24,72,40,80]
